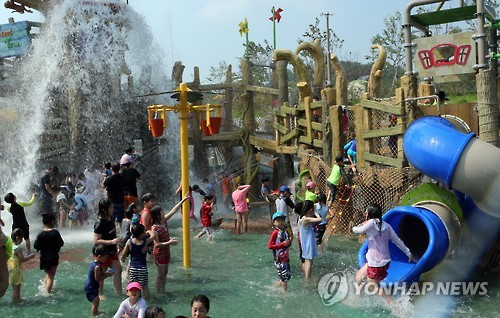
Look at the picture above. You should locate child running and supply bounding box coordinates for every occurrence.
[4,192,36,253]
[267,212,292,292]
[196,195,214,240]
[150,196,188,296]
[33,213,64,294]
[298,200,322,279]
[85,243,114,316]
[352,203,413,297]
[121,224,154,301]
[9,228,36,303]
[114,282,148,318]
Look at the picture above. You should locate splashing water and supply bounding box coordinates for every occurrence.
[0,0,177,200]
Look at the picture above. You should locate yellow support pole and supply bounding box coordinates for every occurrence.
[146,84,222,269]
[179,82,191,268]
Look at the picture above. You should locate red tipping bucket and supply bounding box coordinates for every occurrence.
[201,120,212,136]
[149,118,164,137]
[208,116,222,135]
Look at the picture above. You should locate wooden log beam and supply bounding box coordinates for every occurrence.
[245,85,279,95]
[297,119,322,131]
[298,136,323,148]
[249,136,297,154]
[272,121,289,135]
[360,99,404,115]
[274,105,299,117]
[200,131,241,142]
[188,82,243,91]
[280,129,299,144]
[364,152,405,168]
[362,125,404,139]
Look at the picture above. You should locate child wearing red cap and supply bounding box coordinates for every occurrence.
[114,282,148,318]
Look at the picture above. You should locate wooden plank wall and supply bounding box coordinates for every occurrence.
[418,102,478,134]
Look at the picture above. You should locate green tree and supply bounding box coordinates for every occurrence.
[207,61,239,84]
[299,17,344,52]
[369,11,405,94]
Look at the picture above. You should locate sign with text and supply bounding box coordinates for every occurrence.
[0,21,31,58]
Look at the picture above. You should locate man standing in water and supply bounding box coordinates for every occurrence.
[39,166,58,215]
[121,156,141,210]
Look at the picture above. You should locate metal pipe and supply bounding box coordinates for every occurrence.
[475,0,489,70]
[321,12,333,86]
[404,94,441,115]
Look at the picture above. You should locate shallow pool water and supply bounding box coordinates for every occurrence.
[1,217,498,318]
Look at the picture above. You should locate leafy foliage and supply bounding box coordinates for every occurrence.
[207,61,239,84]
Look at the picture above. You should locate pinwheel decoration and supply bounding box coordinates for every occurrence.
[269,7,283,49]
[239,18,250,58]
[269,7,283,23]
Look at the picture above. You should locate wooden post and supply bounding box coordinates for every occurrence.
[328,105,341,166]
[276,60,289,147]
[240,59,259,196]
[241,59,256,132]
[223,64,233,130]
[192,67,209,178]
[418,81,435,97]
[394,88,407,165]
[400,75,418,123]
[357,104,367,169]
[172,61,184,86]
[476,69,499,147]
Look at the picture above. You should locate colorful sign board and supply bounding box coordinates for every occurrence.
[0,21,31,59]
[414,32,476,81]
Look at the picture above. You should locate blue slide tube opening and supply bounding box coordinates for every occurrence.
[357,206,450,284]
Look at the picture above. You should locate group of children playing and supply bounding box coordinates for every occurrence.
[0,157,414,313]
[0,181,214,317]
[89,189,218,316]
[264,159,412,298]
[267,180,413,297]
[0,190,65,304]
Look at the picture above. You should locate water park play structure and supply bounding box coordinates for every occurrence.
[0,0,498,313]
[163,0,500,282]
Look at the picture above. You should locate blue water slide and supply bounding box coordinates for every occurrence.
[403,116,499,218]
[357,116,500,284]
[357,205,452,284]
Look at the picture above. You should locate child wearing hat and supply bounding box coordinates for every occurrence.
[305,181,318,202]
[114,281,148,318]
[268,212,292,292]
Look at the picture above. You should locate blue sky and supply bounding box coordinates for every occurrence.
[128,0,407,81]
[0,0,409,82]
